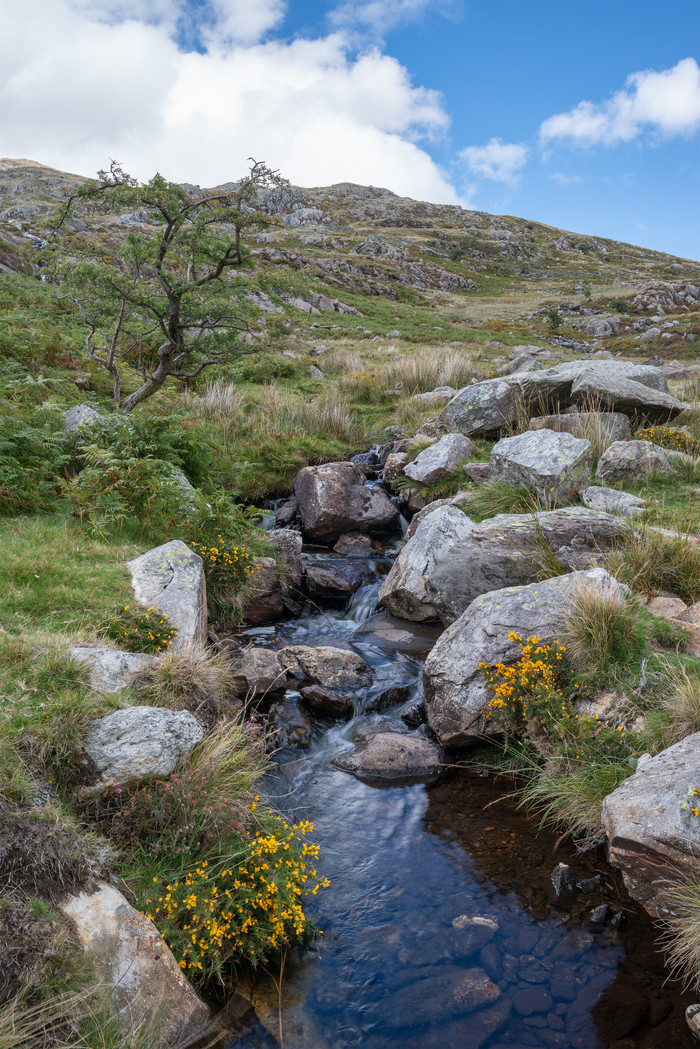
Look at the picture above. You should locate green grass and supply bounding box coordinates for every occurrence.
[604,524,700,603]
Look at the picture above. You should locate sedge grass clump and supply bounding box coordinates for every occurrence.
[642,664,700,752]
[660,880,700,991]
[104,604,178,654]
[463,479,538,521]
[604,527,700,603]
[134,644,237,722]
[561,587,647,686]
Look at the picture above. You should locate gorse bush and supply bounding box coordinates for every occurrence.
[191,535,260,610]
[104,604,179,654]
[635,425,699,457]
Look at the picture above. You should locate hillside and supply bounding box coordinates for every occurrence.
[1,159,700,1049]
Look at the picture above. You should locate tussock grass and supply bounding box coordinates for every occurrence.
[133,645,238,723]
[562,587,647,685]
[382,346,478,394]
[518,757,631,840]
[463,479,538,521]
[604,525,700,603]
[256,385,359,440]
[183,380,245,422]
[324,347,365,374]
[643,663,700,752]
[661,881,700,991]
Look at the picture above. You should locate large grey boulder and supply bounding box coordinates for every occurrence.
[595,440,678,482]
[269,529,303,595]
[84,706,204,790]
[569,371,685,422]
[71,647,159,693]
[293,461,399,544]
[423,569,626,747]
[332,728,444,784]
[60,882,211,1049]
[277,644,373,691]
[403,433,475,485]
[418,377,524,438]
[489,429,592,503]
[602,733,700,918]
[127,540,207,651]
[378,505,475,621]
[529,411,631,443]
[581,485,646,518]
[63,403,101,432]
[421,507,626,625]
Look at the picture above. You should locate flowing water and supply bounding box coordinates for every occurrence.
[222,514,696,1049]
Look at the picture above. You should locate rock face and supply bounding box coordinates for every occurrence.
[390,507,626,625]
[489,429,592,503]
[581,486,646,517]
[603,733,700,918]
[403,433,475,485]
[293,462,399,544]
[60,881,211,1049]
[239,557,284,624]
[423,569,626,747]
[84,706,204,789]
[332,728,444,784]
[71,647,158,693]
[378,505,475,622]
[278,645,373,691]
[595,440,682,482]
[127,540,207,651]
[529,411,631,443]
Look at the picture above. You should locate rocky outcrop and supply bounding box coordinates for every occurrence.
[378,505,474,621]
[84,706,204,790]
[581,486,646,517]
[423,569,627,747]
[293,462,399,544]
[403,434,475,485]
[489,429,592,503]
[239,557,284,624]
[387,507,625,625]
[278,644,373,691]
[602,733,700,918]
[529,411,631,443]
[595,440,679,482]
[127,540,207,651]
[60,881,211,1049]
[332,728,444,784]
[71,647,158,693]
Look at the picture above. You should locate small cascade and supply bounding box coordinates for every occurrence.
[342,580,381,623]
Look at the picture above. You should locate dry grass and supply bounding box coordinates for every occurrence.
[133,644,239,724]
[324,347,365,374]
[189,720,267,804]
[646,664,700,750]
[381,345,479,394]
[660,880,700,991]
[561,586,647,682]
[182,381,245,423]
[604,525,700,602]
[255,385,359,439]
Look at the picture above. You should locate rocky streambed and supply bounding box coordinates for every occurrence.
[216,465,697,1049]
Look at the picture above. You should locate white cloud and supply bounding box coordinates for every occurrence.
[330,0,455,35]
[540,57,700,146]
[459,137,527,184]
[200,0,287,47]
[551,172,585,186]
[0,0,462,205]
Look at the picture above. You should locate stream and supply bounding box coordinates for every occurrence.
[221,496,696,1049]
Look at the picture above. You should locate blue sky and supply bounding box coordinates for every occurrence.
[2,0,699,259]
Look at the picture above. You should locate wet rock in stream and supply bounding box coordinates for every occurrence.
[300,684,353,719]
[278,644,373,690]
[332,727,444,784]
[304,559,377,603]
[268,695,313,748]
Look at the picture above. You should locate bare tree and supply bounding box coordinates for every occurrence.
[48,159,285,412]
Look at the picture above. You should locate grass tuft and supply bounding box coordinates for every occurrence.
[133,645,239,724]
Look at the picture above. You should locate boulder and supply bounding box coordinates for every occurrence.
[418,377,524,438]
[304,559,375,603]
[268,696,313,748]
[229,648,288,700]
[570,372,685,422]
[351,610,443,655]
[595,440,678,482]
[378,505,475,622]
[403,434,475,485]
[529,411,631,443]
[404,498,453,540]
[413,386,457,406]
[71,647,158,693]
[239,557,284,624]
[489,429,592,503]
[300,684,354,719]
[293,461,399,544]
[84,706,204,790]
[382,967,501,1029]
[382,451,409,485]
[581,485,646,517]
[333,532,384,557]
[63,403,101,432]
[269,529,303,595]
[60,882,211,1048]
[602,733,700,917]
[423,569,627,747]
[332,728,444,784]
[277,645,373,691]
[275,497,297,527]
[463,462,492,486]
[408,507,626,625]
[127,541,207,651]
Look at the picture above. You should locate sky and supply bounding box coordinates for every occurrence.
[1,0,699,260]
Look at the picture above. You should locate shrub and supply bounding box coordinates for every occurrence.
[546,308,562,331]
[103,604,179,654]
[635,425,700,457]
[191,535,260,610]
